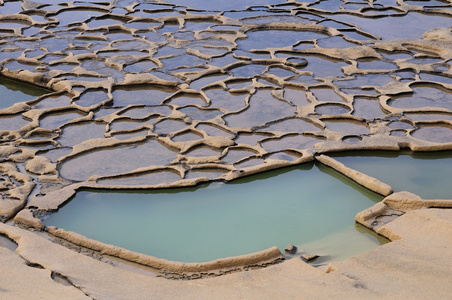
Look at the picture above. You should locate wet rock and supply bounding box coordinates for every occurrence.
[301,254,319,262]
[284,244,297,254]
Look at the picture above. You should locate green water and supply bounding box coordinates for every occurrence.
[0,77,49,109]
[45,162,386,263]
[330,151,452,199]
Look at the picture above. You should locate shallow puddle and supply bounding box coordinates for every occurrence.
[388,85,452,111]
[224,90,296,128]
[0,114,29,130]
[59,139,178,181]
[333,12,452,40]
[236,30,327,51]
[0,77,49,109]
[112,85,175,107]
[330,151,452,199]
[45,162,385,263]
[0,234,17,251]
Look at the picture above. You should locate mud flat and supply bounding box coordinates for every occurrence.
[1,0,452,298]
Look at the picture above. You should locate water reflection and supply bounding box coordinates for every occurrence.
[333,12,452,40]
[330,151,452,199]
[0,77,49,109]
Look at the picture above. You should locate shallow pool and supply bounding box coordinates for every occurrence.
[0,77,49,109]
[330,151,452,199]
[45,162,386,263]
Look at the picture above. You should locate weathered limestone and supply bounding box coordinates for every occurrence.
[356,191,452,237]
[1,208,452,299]
[0,246,89,299]
[48,226,283,276]
[0,0,451,297]
[284,244,297,254]
[316,155,393,196]
[13,209,44,230]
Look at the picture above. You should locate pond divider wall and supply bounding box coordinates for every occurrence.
[46,226,284,277]
[14,154,389,273]
[315,154,394,196]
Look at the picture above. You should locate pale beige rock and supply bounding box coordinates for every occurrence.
[316,155,394,196]
[25,156,56,175]
[13,209,45,230]
[422,28,452,42]
[301,254,319,262]
[0,1,452,298]
[0,199,25,221]
[47,226,283,275]
[122,73,180,86]
[0,247,89,300]
[0,163,35,220]
[0,208,451,299]
[27,184,80,211]
[355,202,388,225]
[383,191,452,210]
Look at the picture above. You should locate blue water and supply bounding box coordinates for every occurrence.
[330,151,452,199]
[45,162,385,263]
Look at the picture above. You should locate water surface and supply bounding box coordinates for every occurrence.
[0,77,49,109]
[45,162,385,263]
[330,151,452,199]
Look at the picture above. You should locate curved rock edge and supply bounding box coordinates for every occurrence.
[356,191,452,240]
[47,226,284,277]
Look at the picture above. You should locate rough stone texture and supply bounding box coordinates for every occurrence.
[0,1,451,223]
[284,244,297,254]
[1,208,452,299]
[25,155,56,175]
[316,155,394,196]
[13,209,44,231]
[47,226,283,275]
[0,246,89,300]
[301,254,319,262]
[0,0,451,297]
[356,191,452,235]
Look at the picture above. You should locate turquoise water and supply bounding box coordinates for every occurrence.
[0,77,49,109]
[330,151,452,199]
[45,162,385,263]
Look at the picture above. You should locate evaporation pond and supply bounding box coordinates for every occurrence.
[0,77,50,109]
[330,151,452,199]
[45,162,386,263]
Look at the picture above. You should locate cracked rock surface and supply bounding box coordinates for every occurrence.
[0,1,451,216]
[0,0,452,297]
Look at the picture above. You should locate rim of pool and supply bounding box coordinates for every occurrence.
[43,161,390,272]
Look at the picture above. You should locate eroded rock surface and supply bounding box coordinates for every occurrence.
[0,0,450,218]
[0,0,451,290]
